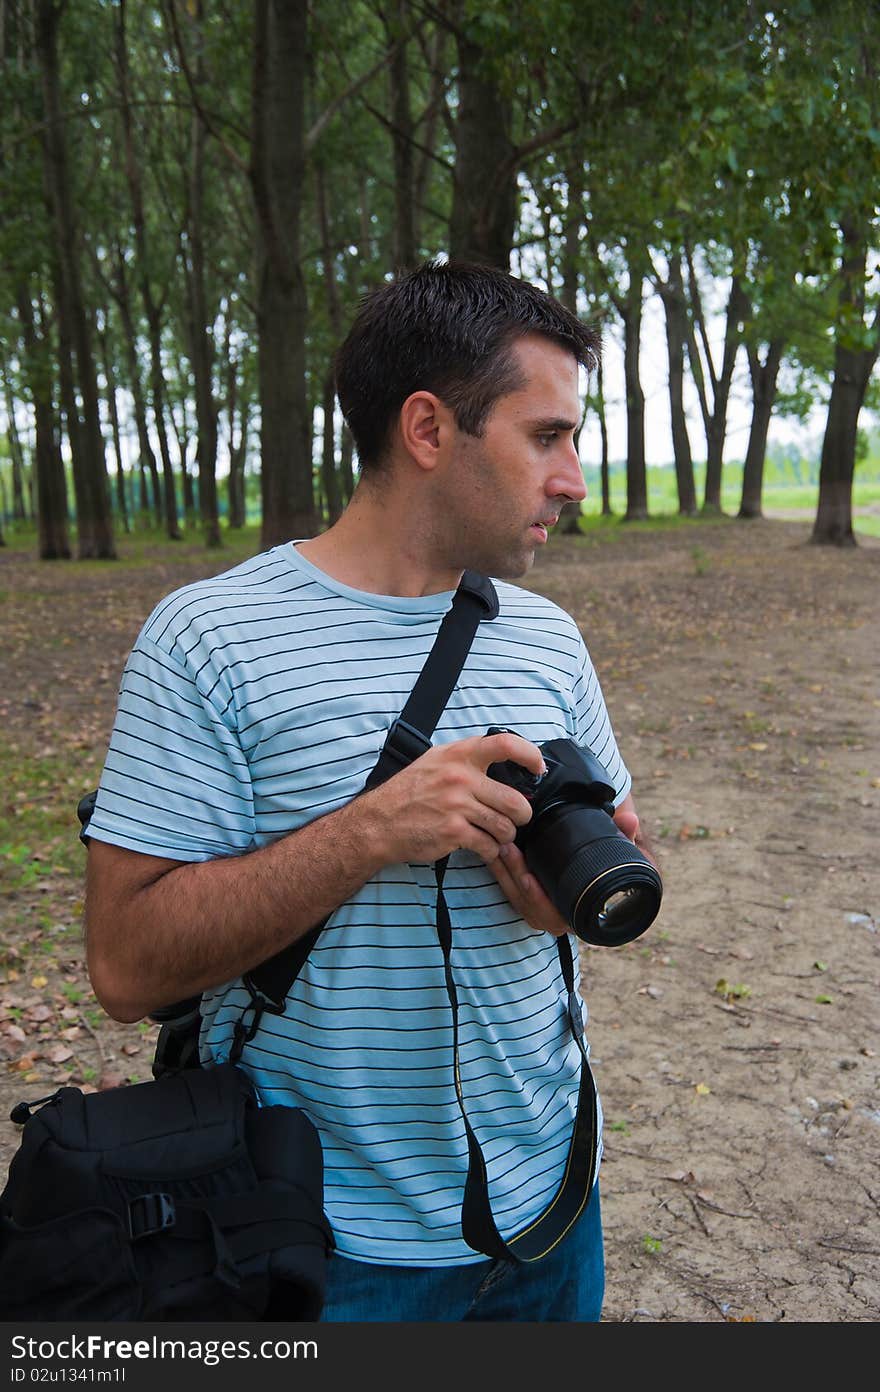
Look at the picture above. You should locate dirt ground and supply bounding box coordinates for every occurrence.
[1,515,878,1323]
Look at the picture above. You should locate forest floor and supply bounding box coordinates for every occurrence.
[1,513,878,1324]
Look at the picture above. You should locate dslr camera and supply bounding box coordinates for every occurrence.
[486,727,662,947]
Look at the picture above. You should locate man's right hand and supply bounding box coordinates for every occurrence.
[85,730,545,1023]
[363,728,544,866]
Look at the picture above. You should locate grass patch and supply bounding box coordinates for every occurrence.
[1,743,99,893]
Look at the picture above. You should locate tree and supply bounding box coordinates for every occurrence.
[251,0,312,547]
[35,0,115,558]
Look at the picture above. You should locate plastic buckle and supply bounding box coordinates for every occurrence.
[127,1192,176,1240]
[381,717,432,773]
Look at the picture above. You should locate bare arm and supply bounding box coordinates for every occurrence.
[85,730,540,1022]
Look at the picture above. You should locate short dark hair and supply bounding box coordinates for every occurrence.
[334,259,601,471]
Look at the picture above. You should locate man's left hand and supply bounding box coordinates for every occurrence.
[488,799,651,937]
[488,841,569,937]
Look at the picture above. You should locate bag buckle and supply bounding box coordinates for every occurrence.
[127,1191,176,1240]
[367,717,431,786]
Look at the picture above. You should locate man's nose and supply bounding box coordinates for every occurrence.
[553,442,587,502]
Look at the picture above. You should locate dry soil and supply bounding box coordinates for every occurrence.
[1,515,878,1323]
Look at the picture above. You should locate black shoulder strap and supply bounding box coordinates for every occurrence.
[228,570,498,1059]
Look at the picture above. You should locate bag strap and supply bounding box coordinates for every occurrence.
[228,569,499,1060]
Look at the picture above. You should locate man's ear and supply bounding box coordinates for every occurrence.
[398,391,455,472]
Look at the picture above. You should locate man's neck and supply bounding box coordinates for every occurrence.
[295,483,462,598]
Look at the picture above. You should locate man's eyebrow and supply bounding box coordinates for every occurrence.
[529,416,579,432]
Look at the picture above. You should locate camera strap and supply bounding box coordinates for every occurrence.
[434,857,598,1264]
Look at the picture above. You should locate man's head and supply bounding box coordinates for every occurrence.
[334,259,600,474]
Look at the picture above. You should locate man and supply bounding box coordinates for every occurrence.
[85,260,652,1322]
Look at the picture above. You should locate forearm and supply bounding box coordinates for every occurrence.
[86,729,543,1022]
[86,791,391,1022]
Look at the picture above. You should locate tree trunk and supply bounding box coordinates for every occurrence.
[113,248,162,525]
[557,162,584,535]
[2,361,28,520]
[811,222,880,547]
[221,317,246,529]
[99,329,130,534]
[448,9,516,269]
[251,0,314,548]
[595,356,611,517]
[621,256,648,520]
[36,0,115,559]
[320,370,344,525]
[315,161,347,523]
[169,394,196,524]
[16,287,70,558]
[186,0,221,548]
[115,0,180,541]
[701,274,747,514]
[412,23,447,252]
[738,340,783,519]
[658,253,697,516]
[340,422,355,505]
[384,0,416,271]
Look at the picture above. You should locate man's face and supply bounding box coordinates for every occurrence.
[439,334,587,579]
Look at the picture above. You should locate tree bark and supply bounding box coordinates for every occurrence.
[16,287,70,558]
[684,252,747,515]
[811,221,880,547]
[1,360,28,521]
[111,245,162,525]
[114,0,181,540]
[184,0,221,548]
[557,163,585,535]
[251,0,314,548]
[656,253,697,516]
[738,340,783,519]
[620,254,648,520]
[448,10,516,269]
[35,0,115,559]
[223,322,246,529]
[383,0,417,271]
[315,161,347,522]
[98,329,130,534]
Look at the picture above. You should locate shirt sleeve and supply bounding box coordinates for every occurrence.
[86,633,256,860]
[570,633,632,807]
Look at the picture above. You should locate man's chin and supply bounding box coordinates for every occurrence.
[488,549,535,581]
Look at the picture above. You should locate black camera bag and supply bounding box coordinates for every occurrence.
[0,1063,329,1320]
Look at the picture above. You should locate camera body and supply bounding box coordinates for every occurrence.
[486,727,662,947]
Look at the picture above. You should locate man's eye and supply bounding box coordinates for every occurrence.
[537,433,557,447]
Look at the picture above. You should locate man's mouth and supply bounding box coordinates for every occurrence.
[530,516,558,542]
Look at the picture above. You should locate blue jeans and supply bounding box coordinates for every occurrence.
[321,1180,604,1322]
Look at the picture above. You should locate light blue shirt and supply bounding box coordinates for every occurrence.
[89,543,631,1265]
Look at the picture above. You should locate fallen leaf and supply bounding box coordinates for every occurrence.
[694,1082,711,1096]
[30,975,48,989]
[48,1046,73,1064]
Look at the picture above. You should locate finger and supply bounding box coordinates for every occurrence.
[473,731,546,777]
[613,808,639,843]
[491,844,569,938]
[467,805,519,846]
[476,778,535,827]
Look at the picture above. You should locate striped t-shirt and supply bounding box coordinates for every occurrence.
[88,542,631,1266]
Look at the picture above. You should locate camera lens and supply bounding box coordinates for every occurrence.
[519,805,662,947]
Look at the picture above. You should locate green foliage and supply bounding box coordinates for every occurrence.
[1,0,877,549]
